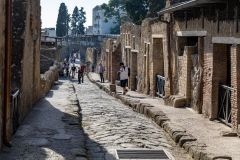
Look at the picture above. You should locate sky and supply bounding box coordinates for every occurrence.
[41,0,109,28]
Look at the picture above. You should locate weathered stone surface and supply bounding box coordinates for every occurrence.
[154,115,170,127]
[173,132,189,143]
[74,79,191,160]
[178,135,197,147]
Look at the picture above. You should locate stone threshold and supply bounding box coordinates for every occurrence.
[87,74,232,160]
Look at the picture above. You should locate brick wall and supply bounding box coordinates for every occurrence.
[231,45,240,129]
[121,23,142,91]
[178,47,195,102]
[110,39,122,84]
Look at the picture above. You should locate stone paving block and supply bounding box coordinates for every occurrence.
[178,135,197,147]
[172,131,189,143]
[166,123,186,137]
[154,115,170,127]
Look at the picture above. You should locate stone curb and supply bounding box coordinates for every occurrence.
[70,84,88,159]
[87,74,232,160]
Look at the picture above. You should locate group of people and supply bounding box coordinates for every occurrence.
[62,61,86,84]
[62,60,129,95]
[96,62,129,95]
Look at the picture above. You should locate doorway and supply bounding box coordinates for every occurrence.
[152,38,165,97]
[213,44,232,126]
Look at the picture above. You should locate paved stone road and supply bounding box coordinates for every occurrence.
[74,78,191,160]
[0,78,191,160]
[0,80,87,160]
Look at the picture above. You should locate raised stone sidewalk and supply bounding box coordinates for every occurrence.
[88,72,240,160]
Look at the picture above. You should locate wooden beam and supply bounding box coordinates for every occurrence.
[3,0,12,146]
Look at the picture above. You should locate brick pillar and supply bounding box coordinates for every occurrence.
[145,44,150,94]
[106,51,109,80]
[231,45,240,130]
[111,43,122,84]
[130,51,138,91]
[178,46,195,102]
[109,42,113,82]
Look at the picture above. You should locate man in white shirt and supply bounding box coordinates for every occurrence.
[119,62,128,95]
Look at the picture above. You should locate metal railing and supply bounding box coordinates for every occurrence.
[11,89,20,133]
[156,75,166,98]
[218,85,233,127]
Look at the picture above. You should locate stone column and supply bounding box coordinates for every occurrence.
[130,51,138,91]
[231,45,240,130]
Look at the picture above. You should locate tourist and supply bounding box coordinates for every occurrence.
[78,64,86,84]
[98,63,105,83]
[71,64,76,78]
[119,62,128,95]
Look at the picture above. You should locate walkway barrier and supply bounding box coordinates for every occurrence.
[218,84,233,127]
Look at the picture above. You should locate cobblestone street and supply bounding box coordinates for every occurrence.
[74,78,191,160]
[0,80,87,160]
[0,78,191,160]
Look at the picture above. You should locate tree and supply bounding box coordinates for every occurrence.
[56,3,69,37]
[77,7,86,35]
[102,0,166,25]
[70,6,86,35]
[71,6,80,35]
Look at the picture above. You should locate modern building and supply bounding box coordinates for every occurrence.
[41,28,56,37]
[86,26,93,35]
[92,5,118,35]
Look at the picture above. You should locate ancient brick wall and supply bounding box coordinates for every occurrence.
[150,22,169,96]
[120,23,141,91]
[110,39,122,84]
[140,19,153,94]
[231,45,240,129]
[40,48,59,74]
[178,47,196,104]
[40,65,59,97]
[172,0,240,128]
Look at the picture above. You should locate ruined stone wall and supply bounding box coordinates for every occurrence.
[86,47,100,72]
[121,23,141,91]
[111,38,122,84]
[150,22,170,96]
[172,1,240,127]
[40,65,59,97]
[0,0,6,148]
[40,48,59,74]
[12,0,41,122]
[140,19,154,94]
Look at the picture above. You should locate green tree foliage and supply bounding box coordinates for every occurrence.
[71,7,80,35]
[71,6,86,35]
[77,7,86,35]
[102,0,166,26]
[56,3,69,37]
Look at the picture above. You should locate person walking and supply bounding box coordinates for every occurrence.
[78,65,86,84]
[119,62,129,95]
[98,63,105,83]
[71,64,76,78]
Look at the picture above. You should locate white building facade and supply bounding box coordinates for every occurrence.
[41,28,56,37]
[92,5,117,35]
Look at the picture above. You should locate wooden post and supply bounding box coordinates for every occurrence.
[3,0,12,146]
